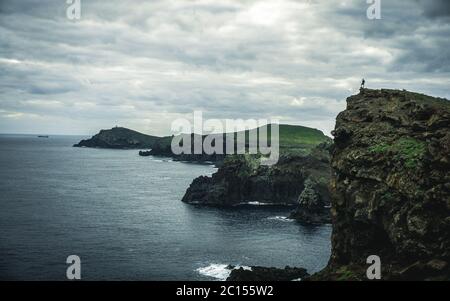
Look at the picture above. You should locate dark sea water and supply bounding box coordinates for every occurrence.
[0,134,331,280]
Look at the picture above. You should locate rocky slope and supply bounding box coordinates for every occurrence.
[312,88,450,280]
[182,143,331,214]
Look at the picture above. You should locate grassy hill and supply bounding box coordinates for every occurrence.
[234,124,331,155]
[75,124,331,156]
[74,127,162,149]
[148,123,331,157]
[277,124,331,155]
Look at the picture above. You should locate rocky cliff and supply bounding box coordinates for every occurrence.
[289,177,331,224]
[182,143,331,214]
[313,88,450,280]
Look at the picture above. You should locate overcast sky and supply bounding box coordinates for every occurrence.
[0,0,449,136]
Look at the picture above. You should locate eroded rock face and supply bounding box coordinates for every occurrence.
[182,151,331,207]
[317,89,450,280]
[289,178,331,224]
[227,266,309,281]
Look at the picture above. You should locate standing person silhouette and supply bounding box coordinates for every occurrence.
[361,78,366,89]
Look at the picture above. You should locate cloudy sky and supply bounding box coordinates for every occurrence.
[0,0,449,136]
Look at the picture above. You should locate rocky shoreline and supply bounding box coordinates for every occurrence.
[288,178,331,224]
[74,125,333,224]
[181,147,332,225]
[226,266,309,281]
[72,88,450,281]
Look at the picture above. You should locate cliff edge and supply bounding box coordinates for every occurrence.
[313,88,450,280]
[182,148,331,210]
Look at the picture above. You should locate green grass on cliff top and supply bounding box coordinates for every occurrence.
[228,123,328,142]
[101,123,330,154]
[237,124,330,154]
[278,124,330,146]
[164,124,330,148]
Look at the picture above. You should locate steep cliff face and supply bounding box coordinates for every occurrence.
[182,148,331,209]
[316,89,450,280]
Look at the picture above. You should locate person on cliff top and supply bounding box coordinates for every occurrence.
[361,78,365,89]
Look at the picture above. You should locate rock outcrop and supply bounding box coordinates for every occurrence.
[227,266,309,281]
[289,178,331,224]
[313,88,450,280]
[182,145,331,208]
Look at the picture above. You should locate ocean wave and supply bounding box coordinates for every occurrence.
[247,201,269,206]
[234,201,292,206]
[196,263,252,281]
[267,216,294,222]
[235,201,274,206]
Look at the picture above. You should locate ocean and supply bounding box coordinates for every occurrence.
[0,134,331,280]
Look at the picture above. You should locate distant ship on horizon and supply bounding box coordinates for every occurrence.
[37,135,49,138]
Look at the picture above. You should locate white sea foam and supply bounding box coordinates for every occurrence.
[239,201,273,206]
[267,216,294,222]
[235,201,292,206]
[247,201,266,205]
[196,263,252,281]
[196,264,231,281]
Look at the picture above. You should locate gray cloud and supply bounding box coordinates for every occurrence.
[417,0,450,18]
[0,0,449,136]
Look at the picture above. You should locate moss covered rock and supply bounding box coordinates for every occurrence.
[316,88,450,281]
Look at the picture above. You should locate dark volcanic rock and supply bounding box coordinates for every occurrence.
[182,151,331,206]
[289,178,331,224]
[74,127,161,149]
[313,88,450,281]
[227,266,309,281]
[138,150,152,156]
